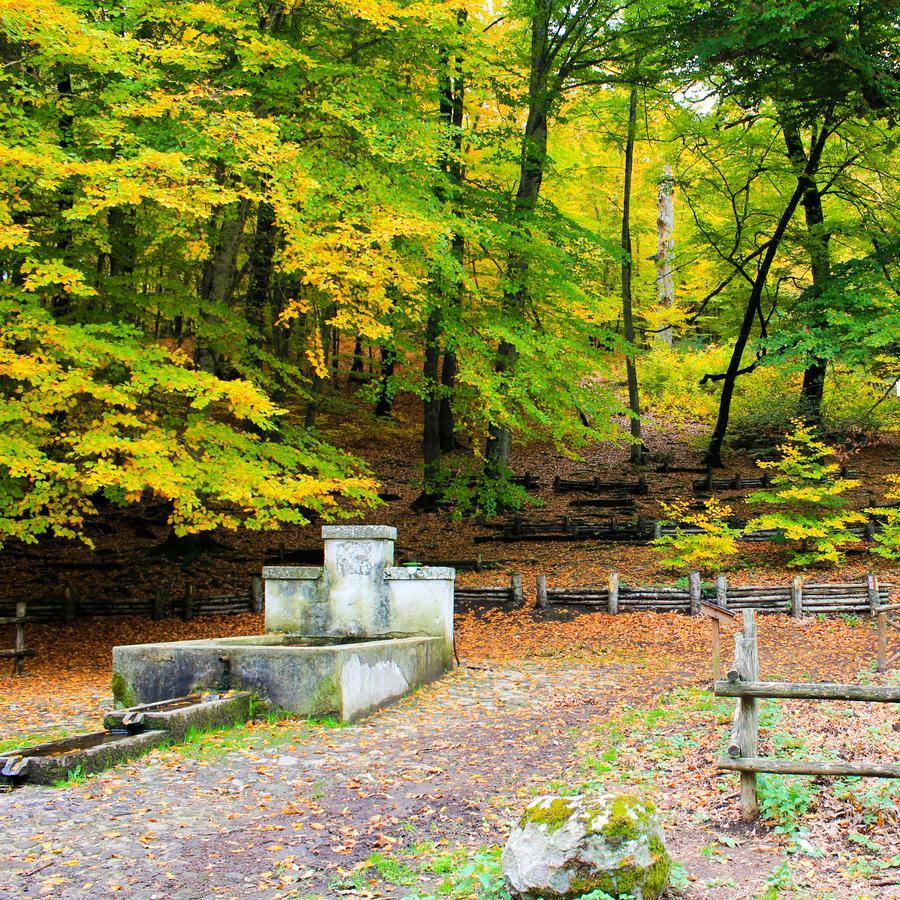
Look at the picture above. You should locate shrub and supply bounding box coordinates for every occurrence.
[654,497,741,572]
[868,475,900,561]
[746,421,866,567]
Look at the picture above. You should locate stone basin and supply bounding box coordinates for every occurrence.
[112,634,446,722]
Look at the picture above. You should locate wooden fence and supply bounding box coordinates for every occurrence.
[453,573,524,608]
[536,573,890,617]
[0,578,264,625]
[715,610,899,821]
[0,602,34,675]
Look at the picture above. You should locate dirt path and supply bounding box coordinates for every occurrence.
[0,657,700,899]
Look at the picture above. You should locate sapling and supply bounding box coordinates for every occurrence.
[746,421,865,567]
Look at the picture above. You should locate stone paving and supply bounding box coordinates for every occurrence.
[0,658,694,899]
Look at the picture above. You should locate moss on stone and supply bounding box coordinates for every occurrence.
[310,673,340,717]
[520,797,577,832]
[594,793,656,846]
[111,673,136,709]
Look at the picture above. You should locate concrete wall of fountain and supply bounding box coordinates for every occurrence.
[111,526,456,721]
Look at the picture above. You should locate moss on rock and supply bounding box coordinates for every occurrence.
[520,796,578,833]
[111,673,136,709]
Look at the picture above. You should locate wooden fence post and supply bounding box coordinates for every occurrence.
[791,576,803,619]
[653,521,662,540]
[607,572,619,615]
[536,575,548,611]
[63,586,77,624]
[511,573,524,608]
[689,571,702,615]
[878,611,887,673]
[153,588,167,621]
[14,601,26,676]
[716,575,728,607]
[251,576,264,614]
[867,573,880,616]
[182,583,195,621]
[728,610,759,821]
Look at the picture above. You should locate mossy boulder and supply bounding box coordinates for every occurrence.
[502,793,670,899]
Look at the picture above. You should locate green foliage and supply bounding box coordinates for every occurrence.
[868,475,900,561]
[758,775,815,833]
[428,464,532,520]
[746,421,866,567]
[654,497,741,572]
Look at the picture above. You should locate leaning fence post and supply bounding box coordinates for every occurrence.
[689,571,702,615]
[878,611,887,673]
[716,575,728,607]
[182,582,195,621]
[791,575,803,619]
[536,575,548,611]
[14,601,26,677]
[511,573,524,608]
[727,610,759,821]
[251,576,264,614]
[607,572,619,615]
[867,573,880,616]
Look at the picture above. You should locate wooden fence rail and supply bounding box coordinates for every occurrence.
[877,603,900,672]
[0,602,35,675]
[715,610,899,822]
[453,573,524,608]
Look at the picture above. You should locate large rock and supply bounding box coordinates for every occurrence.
[502,792,670,899]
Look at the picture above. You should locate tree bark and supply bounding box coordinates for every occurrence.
[620,87,644,465]
[374,345,396,417]
[423,309,442,484]
[784,122,831,423]
[655,165,675,346]
[439,349,458,452]
[706,127,831,467]
[246,200,277,340]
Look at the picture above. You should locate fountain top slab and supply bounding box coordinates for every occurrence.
[321,524,397,540]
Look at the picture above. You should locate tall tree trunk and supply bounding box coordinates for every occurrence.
[655,165,675,346]
[706,128,830,467]
[246,200,277,340]
[784,122,831,423]
[423,310,442,485]
[349,335,366,381]
[485,0,550,471]
[439,347,458,452]
[621,87,643,464]
[374,346,396,417]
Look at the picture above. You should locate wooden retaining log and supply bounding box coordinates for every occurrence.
[720,758,900,778]
[716,680,900,703]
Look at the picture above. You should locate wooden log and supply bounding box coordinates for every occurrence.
[14,601,26,675]
[607,572,619,615]
[716,680,900,703]
[791,575,803,619]
[689,571,702,615]
[878,612,888,673]
[0,648,36,659]
[719,757,900,778]
[716,575,728,607]
[536,575,548,611]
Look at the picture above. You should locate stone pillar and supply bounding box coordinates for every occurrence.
[321,525,397,636]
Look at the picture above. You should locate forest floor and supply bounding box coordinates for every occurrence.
[1,610,897,899]
[1,402,899,898]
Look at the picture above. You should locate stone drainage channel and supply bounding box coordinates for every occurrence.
[0,692,252,786]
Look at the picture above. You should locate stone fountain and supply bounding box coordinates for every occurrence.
[111,526,455,722]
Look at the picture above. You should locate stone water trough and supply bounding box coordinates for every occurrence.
[112,526,455,722]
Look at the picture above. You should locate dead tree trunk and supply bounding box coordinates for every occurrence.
[655,165,675,346]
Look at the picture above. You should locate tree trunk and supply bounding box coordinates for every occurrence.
[485,0,550,471]
[621,87,643,465]
[423,309,442,485]
[439,349,458,452]
[655,165,675,346]
[374,346,396,417]
[706,129,830,466]
[349,335,366,381]
[784,122,831,423]
[246,200,277,340]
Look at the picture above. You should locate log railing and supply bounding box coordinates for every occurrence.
[715,610,899,821]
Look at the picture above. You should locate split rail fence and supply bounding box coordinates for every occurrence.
[877,603,900,672]
[535,573,890,616]
[0,602,34,675]
[715,609,899,821]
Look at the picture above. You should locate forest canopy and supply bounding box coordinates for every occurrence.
[0,0,897,543]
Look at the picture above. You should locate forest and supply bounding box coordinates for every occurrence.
[1,0,897,548]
